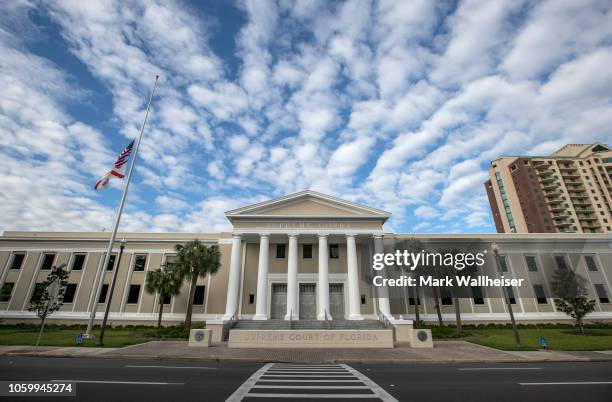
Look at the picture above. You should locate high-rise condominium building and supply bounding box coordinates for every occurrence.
[485,143,612,233]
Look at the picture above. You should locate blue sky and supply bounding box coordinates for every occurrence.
[1,0,611,234]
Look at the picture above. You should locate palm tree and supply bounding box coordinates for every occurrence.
[145,264,182,327]
[175,240,221,332]
[395,238,424,327]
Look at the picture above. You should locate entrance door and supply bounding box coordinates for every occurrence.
[299,283,317,319]
[329,283,345,319]
[270,284,287,319]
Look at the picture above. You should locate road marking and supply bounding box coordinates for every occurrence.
[242,394,381,399]
[257,379,362,383]
[519,381,612,386]
[52,380,183,386]
[459,367,542,371]
[251,385,370,389]
[125,365,217,370]
[226,363,398,401]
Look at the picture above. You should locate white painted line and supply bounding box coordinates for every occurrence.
[52,380,183,386]
[459,367,542,371]
[125,365,217,370]
[266,371,348,374]
[519,382,612,386]
[342,364,398,402]
[226,363,273,402]
[262,374,355,378]
[244,394,380,399]
[252,385,369,389]
[258,379,362,383]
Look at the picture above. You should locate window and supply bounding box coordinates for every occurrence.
[498,255,509,272]
[360,295,366,305]
[555,255,568,270]
[276,244,286,259]
[248,294,255,305]
[106,254,117,271]
[329,244,339,259]
[194,286,205,305]
[408,297,421,305]
[0,283,14,302]
[9,254,25,270]
[40,253,55,270]
[533,285,548,304]
[127,285,140,304]
[63,284,77,303]
[71,254,86,271]
[441,288,453,305]
[506,287,516,304]
[165,255,178,265]
[133,255,147,272]
[31,283,45,303]
[162,294,171,304]
[595,284,609,304]
[99,284,109,303]
[471,287,485,305]
[303,244,312,259]
[525,256,538,272]
[584,256,598,272]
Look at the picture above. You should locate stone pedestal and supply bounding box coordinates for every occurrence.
[390,319,414,343]
[188,329,212,347]
[205,319,229,344]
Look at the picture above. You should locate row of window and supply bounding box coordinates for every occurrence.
[426,283,610,306]
[5,253,148,272]
[0,282,207,307]
[6,245,343,273]
[496,254,601,273]
[275,244,340,259]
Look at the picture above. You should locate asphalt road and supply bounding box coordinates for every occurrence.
[0,356,611,401]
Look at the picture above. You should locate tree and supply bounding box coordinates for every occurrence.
[145,263,183,327]
[28,264,69,333]
[395,239,424,327]
[174,240,221,332]
[551,266,596,334]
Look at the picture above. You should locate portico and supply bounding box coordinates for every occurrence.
[221,191,391,321]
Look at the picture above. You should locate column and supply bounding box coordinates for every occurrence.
[223,234,242,320]
[317,234,330,320]
[346,234,364,320]
[253,234,270,320]
[285,234,298,320]
[374,235,391,318]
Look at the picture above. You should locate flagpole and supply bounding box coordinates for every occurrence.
[85,75,159,338]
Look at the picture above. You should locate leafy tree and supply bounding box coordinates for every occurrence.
[28,264,69,330]
[174,240,221,331]
[145,263,183,327]
[551,266,596,334]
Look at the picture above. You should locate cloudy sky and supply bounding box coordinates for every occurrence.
[1,0,611,234]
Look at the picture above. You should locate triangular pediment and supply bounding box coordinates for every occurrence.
[225,190,390,220]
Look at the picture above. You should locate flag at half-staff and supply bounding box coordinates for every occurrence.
[94,140,135,190]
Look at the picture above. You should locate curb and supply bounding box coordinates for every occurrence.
[1,350,610,365]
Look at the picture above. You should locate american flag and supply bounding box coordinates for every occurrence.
[94,140,135,190]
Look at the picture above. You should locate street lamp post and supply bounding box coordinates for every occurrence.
[97,239,126,347]
[491,242,521,349]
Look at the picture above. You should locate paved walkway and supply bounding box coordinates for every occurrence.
[2,341,612,363]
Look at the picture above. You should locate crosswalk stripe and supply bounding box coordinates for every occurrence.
[227,363,398,401]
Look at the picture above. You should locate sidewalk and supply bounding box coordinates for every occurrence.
[2,341,612,364]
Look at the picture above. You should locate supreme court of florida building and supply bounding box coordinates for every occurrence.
[1,190,611,330]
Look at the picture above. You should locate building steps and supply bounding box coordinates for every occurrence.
[231,319,385,330]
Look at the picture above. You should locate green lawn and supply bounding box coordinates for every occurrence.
[427,324,612,351]
[0,325,192,348]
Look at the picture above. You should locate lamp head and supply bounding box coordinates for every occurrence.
[491,242,500,253]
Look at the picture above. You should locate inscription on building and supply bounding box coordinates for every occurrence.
[228,329,394,349]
